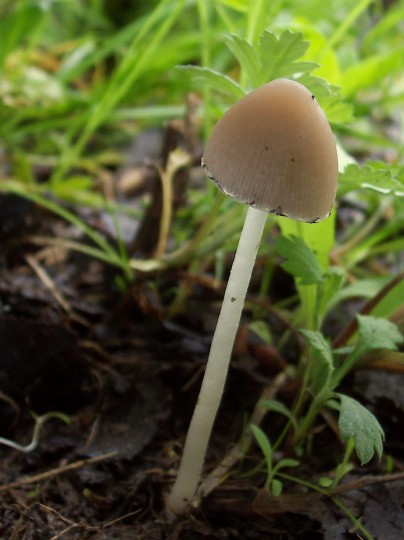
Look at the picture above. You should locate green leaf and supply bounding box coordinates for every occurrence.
[339,164,404,197]
[276,235,323,285]
[251,424,273,471]
[370,275,404,320]
[319,477,333,488]
[320,94,354,125]
[225,34,262,88]
[251,424,273,481]
[334,462,354,481]
[259,30,316,82]
[325,398,340,412]
[342,49,404,97]
[300,330,333,366]
[300,329,334,392]
[249,320,272,344]
[277,458,300,469]
[177,65,245,100]
[333,315,403,386]
[355,315,403,359]
[281,72,353,125]
[317,267,345,318]
[337,394,384,464]
[215,0,248,12]
[258,399,296,429]
[278,214,335,273]
[363,5,404,45]
[0,4,45,68]
[325,277,391,312]
[271,478,283,496]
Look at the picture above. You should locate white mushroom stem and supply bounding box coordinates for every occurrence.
[167,205,267,516]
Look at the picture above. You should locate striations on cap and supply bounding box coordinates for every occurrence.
[202,78,338,223]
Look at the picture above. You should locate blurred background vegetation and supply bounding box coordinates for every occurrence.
[1,0,402,175]
[0,0,403,293]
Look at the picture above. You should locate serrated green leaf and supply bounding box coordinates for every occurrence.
[318,267,345,319]
[300,329,334,392]
[177,65,245,100]
[320,94,354,125]
[337,394,384,464]
[276,235,323,285]
[225,34,262,88]
[296,72,333,99]
[355,315,403,358]
[259,30,313,82]
[339,164,404,197]
[278,211,335,273]
[278,215,334,329]
[294,73,353,124]
[300,330,333,366]
[333,315,403,386]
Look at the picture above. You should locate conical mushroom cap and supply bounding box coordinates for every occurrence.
[202,78,338,223]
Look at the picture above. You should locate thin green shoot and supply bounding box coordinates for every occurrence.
[251,424,299,495]
[52,0,187,183]
[0,411,70,454]
[277,472,376,540]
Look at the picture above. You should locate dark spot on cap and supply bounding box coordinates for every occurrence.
[231,297,236,302]
[270,206,286,217]
[202,79,338,222]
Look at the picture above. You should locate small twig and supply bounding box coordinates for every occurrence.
[25,253,88,326]
[38,503,142,539]
[154,148,191,258]
[25,254,73,314]
[0,452,116,493]
[332,470,404,496]
[39,504,98,538]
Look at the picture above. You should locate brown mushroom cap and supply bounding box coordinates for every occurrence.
[202,78,338,223]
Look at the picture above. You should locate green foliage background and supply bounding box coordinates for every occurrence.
[0,0,402,322]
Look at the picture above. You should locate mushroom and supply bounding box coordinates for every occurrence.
[166,78,338,516]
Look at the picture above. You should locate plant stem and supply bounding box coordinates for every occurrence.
[166,206,267,516]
